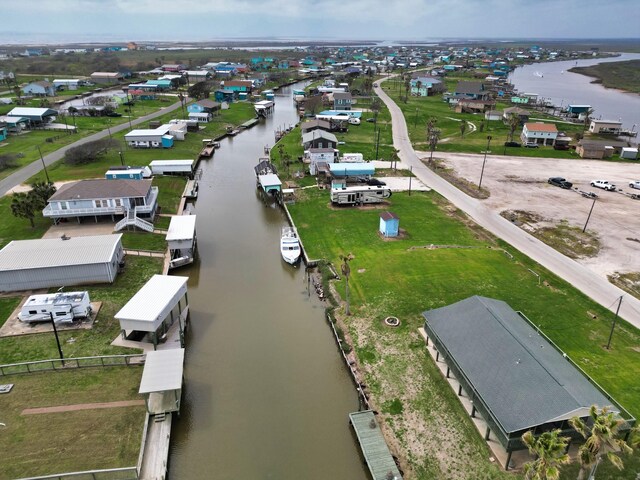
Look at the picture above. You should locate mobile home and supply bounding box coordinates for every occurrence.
[330,186,392,205]
[18,291,92,324]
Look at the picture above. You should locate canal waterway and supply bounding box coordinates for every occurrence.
[508,53,640,131]
[168,84,369,478]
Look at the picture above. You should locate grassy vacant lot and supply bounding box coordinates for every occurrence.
[381,76,600,158]
[0,367,145,479]
[289,188,640,479]
[0,256,162,364]
[570,59,640,94]
[121,231,166,251]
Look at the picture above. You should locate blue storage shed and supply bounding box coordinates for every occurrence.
[379,212,399,237]
[161,135,174,148]
[328,163,375,178]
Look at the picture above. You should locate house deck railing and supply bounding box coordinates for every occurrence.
[43,187,158,218]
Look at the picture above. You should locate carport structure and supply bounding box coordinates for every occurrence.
[422,296,635,470]
[115,274,189,350]
[139,348,185,415]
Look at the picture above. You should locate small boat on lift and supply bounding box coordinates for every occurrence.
[280,226,301,265]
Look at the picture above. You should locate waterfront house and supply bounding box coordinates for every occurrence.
[161,64,186,72]
[455,99,495,113]
[306,148,339,175]
[53,79,83,90]
[183,70,210,82]
[301,119,332,135]
[214,89,237,103]
[589,119,623,135]
[302,130,338,150]
[7,107,58,126]
[0,234,124,292]
[520,122,558,146]
[484,110,502,121]
[379,212,399,238]
[453,81,489,101]
[90,72,124,84]
[333,92,353,111]
[43,179,158,224]
[503,107,530,125]
[145,79,172,91]
[22,81,55,97]
[223,80,253,93]
[0,115,29,133]
[125,127,175,148]
[0,123,7,141]
[577,139,627,159]
[187,99,221,115]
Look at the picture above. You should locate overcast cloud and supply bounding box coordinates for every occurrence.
[3,0,639,43]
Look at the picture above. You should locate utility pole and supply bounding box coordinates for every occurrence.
[583,196,597,233]
[605,296,623,350]
[49,313,65,365]
[408,165,413,196]
[375,128,380,160]
[36,145,50,183]
[118,151,125,166]
[478,135,492,190]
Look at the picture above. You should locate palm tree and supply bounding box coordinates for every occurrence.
[583,108,595,132]
[427,117,438,138]
[11,192,37,228]
[415,80,422,97]
[522,429,570,480]
[569,405,633,480]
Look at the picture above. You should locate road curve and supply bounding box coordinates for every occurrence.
[375,78,640,328]
[0,99,186,197]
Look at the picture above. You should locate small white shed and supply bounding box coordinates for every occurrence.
[149,159,195,176]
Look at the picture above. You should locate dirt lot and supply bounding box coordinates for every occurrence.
[430,152,640,280]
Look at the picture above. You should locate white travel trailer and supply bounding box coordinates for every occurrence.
[330,186,392,205]
[18,291,92,324]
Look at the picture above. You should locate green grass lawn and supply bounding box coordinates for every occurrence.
[153,175,186,214]
[0,255,162,364]
[121,231,166,251]
[0,367,145,479]
[289,188,640,479]
[0,194,51,249]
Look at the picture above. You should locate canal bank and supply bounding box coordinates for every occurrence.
[508,53,640,131]
[168,83,369,478]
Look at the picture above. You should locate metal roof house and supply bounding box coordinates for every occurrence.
[149,159,194,177]
[0,234,124,292]
[7,107,58,125]
[422,296,635,469]
[22,81,55,97]
[125,127,175,148]
[116,274,189,350]
[302,130,338,150]
[43,179,158,228]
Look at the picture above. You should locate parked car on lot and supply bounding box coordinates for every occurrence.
[366,117,376,123]
[590,180,616,191]
[525,142,539,148]
[367,178,387,186]
[629,181,640,190]
[548,177,573,189]
[504,141,521,147]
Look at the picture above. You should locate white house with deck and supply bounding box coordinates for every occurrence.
[520,122,558,146]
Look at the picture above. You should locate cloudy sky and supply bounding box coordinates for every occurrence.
[3,0,639,44]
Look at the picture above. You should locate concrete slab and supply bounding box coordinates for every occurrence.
[42,221,116,238]
[383,176,431,192]
[0,300,102,338]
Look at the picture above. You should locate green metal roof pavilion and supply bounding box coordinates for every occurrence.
[422,296,635,470]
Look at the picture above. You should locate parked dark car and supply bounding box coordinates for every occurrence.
[366,117,376,123]
[105,112,122,117]
[504,141,521,147]
[367,178,387,186]
[548,177,573,189]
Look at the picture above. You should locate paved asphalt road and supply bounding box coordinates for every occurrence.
[0,99,185,197]
[375,77,640,329]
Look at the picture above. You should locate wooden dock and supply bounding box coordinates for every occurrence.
[349,410,403,480]
[139,413,172,480]
[240,117,259,129]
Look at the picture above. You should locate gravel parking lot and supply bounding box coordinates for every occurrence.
[433,152,640,279]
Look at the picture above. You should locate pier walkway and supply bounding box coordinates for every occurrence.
[349,410,403,480]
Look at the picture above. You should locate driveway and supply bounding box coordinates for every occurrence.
[375,78,640,328]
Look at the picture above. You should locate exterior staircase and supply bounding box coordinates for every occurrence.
[115,207,154,233]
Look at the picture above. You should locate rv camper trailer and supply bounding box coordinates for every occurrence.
[18,291,92,324]
[330,186,392,205]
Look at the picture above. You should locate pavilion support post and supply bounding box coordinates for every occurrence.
[425,336,429,346]
[121,329,126,339]
[436,351,440,362]
[484,427,491,440]
[505,450,513,471]
[471,405,476,418]
[458,384,463,396]
[152,332,158,350]
[446,366,450,378]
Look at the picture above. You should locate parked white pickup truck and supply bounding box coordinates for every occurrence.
[590,180,616,191]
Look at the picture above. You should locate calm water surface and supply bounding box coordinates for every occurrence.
[168,84,369,479]
[509,53,640,130]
